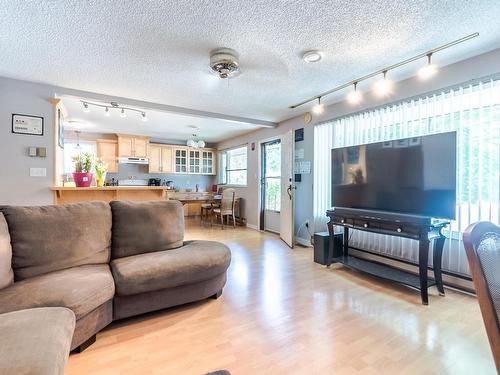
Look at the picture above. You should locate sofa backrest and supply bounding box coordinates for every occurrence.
[110,200,184,259]
[1,201,112,280]
[0,213,13,289]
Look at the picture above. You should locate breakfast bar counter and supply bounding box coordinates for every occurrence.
[51,186,172,204]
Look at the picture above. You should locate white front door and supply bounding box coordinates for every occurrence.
[280,130,294,248]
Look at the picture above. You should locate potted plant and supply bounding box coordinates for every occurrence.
[94,158,108,187]
[72,152,94,187]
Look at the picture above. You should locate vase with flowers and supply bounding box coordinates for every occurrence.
[72,152,94,187]
[94,158,108,187]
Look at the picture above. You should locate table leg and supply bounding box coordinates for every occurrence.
[343,226,349,257]
[327,220,334,266]
[433,234,446,296]
[418,239,430,305]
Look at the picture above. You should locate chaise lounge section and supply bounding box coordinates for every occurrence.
[110,200,231,320]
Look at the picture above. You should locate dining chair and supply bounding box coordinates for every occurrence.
[212,188,236,229]
[200,201,219,223]
[463,221,500,373]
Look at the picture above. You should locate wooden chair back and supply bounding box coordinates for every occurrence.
[220,188,235,212]
[463,221,500,372]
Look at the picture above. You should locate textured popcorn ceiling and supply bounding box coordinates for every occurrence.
[1,0,499,125]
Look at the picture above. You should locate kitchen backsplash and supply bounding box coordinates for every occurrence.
[106,163,216,191]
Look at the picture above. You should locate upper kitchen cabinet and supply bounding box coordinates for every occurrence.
[117,134,150,158]
[96,139,118,173]
[148,144,173,173]
[173,147,188,173]
[201,149,215,175]
[189,149,201,174]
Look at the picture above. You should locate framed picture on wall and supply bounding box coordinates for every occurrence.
[58,109,65,148]
[12,114,44,136]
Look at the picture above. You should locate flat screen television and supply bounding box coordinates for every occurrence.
[331,132,456,219]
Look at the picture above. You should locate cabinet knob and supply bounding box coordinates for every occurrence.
[340,219,345,223]
[397,227,402,233]
[363,223,369,228]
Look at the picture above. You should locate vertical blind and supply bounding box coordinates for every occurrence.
[313,76,500,276]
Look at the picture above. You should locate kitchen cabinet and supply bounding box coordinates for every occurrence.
[117,134,150,158]
[201,150,215,175]
[96,139,118,173]
[148,144,173,173]
[189,149,201,174]
[174,147,188,173]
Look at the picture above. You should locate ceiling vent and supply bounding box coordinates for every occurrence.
[210,48,240,79]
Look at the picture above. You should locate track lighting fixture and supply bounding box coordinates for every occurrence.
[374,71,393,97]
[289,33,479,110]
[312,97,325,115]
[80,100,148,122]
[418,53,438,80]
[347,82,362,105]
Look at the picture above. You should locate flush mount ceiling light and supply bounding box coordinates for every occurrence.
[302,50,323,63]
[80,100,147,122]
[418,53,438,80]
[289,33,479,111]
[210,48,240,79]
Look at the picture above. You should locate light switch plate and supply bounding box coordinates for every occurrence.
[30,167,47,177]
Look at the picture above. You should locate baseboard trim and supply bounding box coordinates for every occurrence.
[246,224,259,231]
[295,237,312,247]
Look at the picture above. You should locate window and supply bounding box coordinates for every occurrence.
[313,77,500,276]
[218,145,248,186]
[63,140,96,174]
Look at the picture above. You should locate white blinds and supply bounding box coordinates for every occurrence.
[313,77,500,276]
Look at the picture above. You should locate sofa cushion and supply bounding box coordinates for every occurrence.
[0,264,115,319]
[111,240,231,296]
[1,201,111,280]
[111,200,184,259]
[0,214,13,289]
[0,307,75,375]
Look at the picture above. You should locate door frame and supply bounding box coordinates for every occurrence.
[257,136,282,231]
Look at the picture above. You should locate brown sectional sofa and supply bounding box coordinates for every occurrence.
[0,200,231,364]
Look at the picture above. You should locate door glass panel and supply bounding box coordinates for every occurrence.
[264,141,281,212]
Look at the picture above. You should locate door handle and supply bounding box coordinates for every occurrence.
[287,185,292,200]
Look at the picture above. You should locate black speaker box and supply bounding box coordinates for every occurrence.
[313,232,343,265]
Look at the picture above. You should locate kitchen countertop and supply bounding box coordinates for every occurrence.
[51,186,172,191]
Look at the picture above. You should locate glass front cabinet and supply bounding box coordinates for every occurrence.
[174,148,188,173]
[174,147,216,175]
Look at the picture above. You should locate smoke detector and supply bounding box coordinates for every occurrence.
[210,48,240,79]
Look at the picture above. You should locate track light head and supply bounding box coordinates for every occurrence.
[347,82,363,105]
[104,107,110,117]
[141,112,148,122]
[120,108,126,118]
[374,71,393,97]
[82,102,90,113]
[312,97,325,115]
[418,53,438,80]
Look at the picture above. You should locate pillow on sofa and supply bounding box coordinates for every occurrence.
[0,213,13,289]
[110,200,184,259]
[1,201,112,280]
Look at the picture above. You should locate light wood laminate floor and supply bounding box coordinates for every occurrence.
[66,220,496,375]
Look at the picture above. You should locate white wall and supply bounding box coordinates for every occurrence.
[217,48,500,243]
[0,77,56,205]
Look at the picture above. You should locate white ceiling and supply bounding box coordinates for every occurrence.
[1,1,499,124]
[61,96,257,143]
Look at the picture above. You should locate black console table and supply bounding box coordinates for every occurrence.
[326,208,449,305]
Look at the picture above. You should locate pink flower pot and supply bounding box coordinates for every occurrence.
[73,172,94,187]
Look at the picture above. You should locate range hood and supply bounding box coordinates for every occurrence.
[118,157,149,165]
